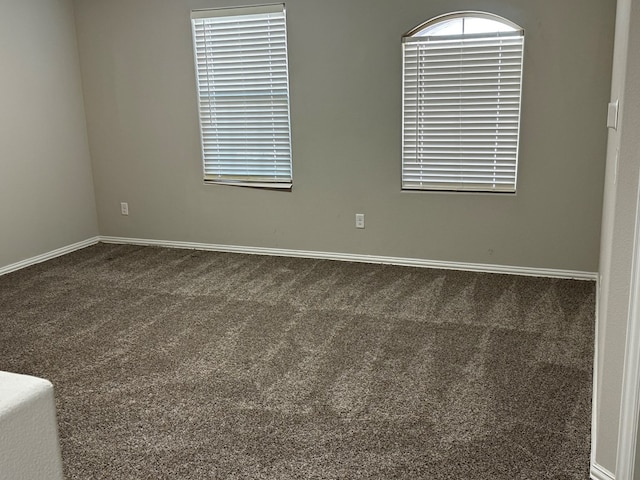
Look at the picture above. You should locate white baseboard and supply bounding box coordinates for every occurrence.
[0,235,599,281]
[99,236,598,281]
[0,237,100,277]
[591,462,616,480]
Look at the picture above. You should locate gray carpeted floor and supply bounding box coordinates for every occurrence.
[0,244,595,479]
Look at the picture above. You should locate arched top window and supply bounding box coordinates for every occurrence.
[407,12,522,38]
[401,12,525,193]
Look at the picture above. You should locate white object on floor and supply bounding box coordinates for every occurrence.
[0,371,64,480]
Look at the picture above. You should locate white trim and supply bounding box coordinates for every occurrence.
[614,119,640,480]
[592,272,603,477]
[99,236,597,280]
[616,268,640,480]
[191,4,284,19]
[592,462,616,480]
[0,237,100,277]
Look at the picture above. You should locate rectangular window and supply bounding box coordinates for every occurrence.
[402,22,524,193]
[191,4,293,189]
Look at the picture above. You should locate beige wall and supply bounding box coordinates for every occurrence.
[73,0,614,273]
[0,0,98,269]
[598,0,640,474]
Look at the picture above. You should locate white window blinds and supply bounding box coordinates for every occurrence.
[191,4,293,189]
[402,15,524,192]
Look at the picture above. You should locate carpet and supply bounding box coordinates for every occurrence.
[0,244,595,479]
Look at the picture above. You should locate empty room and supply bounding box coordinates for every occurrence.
[1,0,640,479]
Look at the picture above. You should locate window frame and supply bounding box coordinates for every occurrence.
[401,11,525,194]
[190,4,294,190]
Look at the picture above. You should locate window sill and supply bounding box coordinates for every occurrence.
[401,188,517,196]
[204,180,293,192]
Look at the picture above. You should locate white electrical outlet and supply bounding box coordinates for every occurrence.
[120,202,129,216]
[355,213,365,229]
